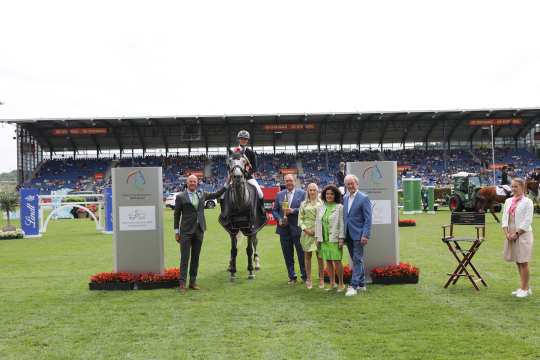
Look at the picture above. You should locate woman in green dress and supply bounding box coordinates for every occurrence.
[315,184,345,292]
[298,183,324,289]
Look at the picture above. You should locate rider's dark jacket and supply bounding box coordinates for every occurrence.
[240,146,257,180]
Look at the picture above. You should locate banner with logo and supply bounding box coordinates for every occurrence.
[468,118,523,127]
[20,188,40,237]
[263,123,317,131]
[262,187,280,225]
[280,168,298,175]
[104,187,113,233]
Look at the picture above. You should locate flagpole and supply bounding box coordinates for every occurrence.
[491,124,496,185]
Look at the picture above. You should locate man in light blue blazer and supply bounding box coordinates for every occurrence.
[272,174,307,284]
[343,174,372,296]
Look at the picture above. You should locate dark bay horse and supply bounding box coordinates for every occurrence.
[218,151,266,281]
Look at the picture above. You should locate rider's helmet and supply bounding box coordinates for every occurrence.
[237,130,250,140]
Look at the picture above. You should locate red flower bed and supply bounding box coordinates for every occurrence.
[90,267,181,284]
[89,268,181,290]
[90,271,136,283]
[371,262,419,284]
[398,219,416,227]
[323,265,352,284]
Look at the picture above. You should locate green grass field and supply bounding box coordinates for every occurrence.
[1,209,539,360]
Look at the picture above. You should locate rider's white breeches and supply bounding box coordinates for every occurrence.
[247,178,264,199]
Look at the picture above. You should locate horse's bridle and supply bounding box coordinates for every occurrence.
[228,153,248,180]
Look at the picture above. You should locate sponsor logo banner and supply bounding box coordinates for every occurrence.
[20,188,40,236]
[280,168,298,175]
[51,128,108,136]
[468,118,523,127]
[263,123,317,131]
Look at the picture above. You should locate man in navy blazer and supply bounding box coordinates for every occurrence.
[272,174,307,284]
[343,174,372,296]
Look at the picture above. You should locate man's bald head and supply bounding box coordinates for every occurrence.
[345,174,359,193]
[187,175,198,192]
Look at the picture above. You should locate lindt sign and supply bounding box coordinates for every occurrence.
[20,188,40,237]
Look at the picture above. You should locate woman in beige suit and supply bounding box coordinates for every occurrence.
[315,185,345,292]
[502,178,534,298]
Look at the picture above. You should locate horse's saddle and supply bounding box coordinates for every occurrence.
[218,183,267,236]
[496,185,512,197]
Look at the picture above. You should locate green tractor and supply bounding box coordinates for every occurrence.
[448,172,481,212]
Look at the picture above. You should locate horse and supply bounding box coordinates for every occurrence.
[475,180,539,222]
[474,186,510,223]
[218,150,267,281]
[526,179,540,205]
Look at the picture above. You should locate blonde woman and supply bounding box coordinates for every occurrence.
[298,183,324,289]
[502,178,534,298]
[315,184,346,292]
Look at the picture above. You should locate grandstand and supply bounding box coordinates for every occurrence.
[3,108,540,195]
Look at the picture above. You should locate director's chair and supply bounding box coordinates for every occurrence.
[441,212,487,291]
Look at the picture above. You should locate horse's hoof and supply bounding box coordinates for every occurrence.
[254,266,260,271]
[247,274,255,280]
[229,275,236,282]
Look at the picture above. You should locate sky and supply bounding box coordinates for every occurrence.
[1,0,540,173]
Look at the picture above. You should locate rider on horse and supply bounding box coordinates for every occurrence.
[234,130,263,199]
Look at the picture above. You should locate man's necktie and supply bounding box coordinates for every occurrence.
[190,192,199,208]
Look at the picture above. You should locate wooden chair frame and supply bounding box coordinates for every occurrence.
[442,212,488,291]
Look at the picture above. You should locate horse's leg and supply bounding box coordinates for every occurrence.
[229,232,238,281]
[475,196,485,213]
[246,234,255,279]
[252,234,260,270]
[490,204,500,223]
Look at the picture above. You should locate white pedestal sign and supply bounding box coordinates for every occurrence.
[112,167,164,274]
[347,161,399,280]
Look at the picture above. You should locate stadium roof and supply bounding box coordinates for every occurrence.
[3,108,539,152]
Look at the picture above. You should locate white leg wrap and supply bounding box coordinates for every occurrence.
[247,178,264,199]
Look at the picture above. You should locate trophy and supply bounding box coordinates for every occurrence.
[281,199,289,225]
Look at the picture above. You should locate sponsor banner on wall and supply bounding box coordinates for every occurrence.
[397,165,412,172]
[280,168,298,175]
[468,118,523,127]
[262,187,280,225]
[51,128,108,136]
[263,123,317,131]
[20,188,40,237]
